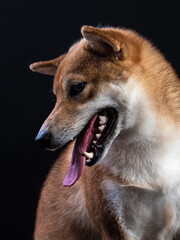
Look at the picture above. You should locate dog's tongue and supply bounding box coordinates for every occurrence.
[63,114,98,187]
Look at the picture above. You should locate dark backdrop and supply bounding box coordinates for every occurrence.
[1,1,180,239]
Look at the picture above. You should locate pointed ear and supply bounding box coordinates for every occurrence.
[29,54,65,75]
[81,26,121,56]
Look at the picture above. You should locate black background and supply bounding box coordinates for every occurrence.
[1,1,180,239]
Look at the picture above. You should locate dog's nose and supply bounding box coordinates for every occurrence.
[35,130,52,148]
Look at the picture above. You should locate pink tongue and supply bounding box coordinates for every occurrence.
[63,114,98,187]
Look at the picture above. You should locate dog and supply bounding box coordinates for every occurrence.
[30,26,180,240]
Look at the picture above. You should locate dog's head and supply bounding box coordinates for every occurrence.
[30,26,178,187]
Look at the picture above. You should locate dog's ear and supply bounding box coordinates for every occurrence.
[29,54,65,75]
[81,26,123,56]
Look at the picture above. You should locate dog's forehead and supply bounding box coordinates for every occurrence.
[54,39,119,85]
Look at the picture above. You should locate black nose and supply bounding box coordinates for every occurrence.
[35,130,51,148]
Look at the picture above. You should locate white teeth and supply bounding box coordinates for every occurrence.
[99,116,108,125]
[98,125,106,132]
[96,133,102,139]
[93,140,97,145]
[84,151,94,159]
[86,159,91,163]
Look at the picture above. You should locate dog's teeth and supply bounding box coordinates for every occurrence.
[84,151,94,159]
[99,116,108,125]
[96,133,102,139]
[86,159,91,163]
[98,125,106,132]
[93,140,97,145]
[99,115,105,120]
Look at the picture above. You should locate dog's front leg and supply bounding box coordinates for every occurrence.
[82,166,129,240]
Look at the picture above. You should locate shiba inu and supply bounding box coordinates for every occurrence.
[30,26,180,240]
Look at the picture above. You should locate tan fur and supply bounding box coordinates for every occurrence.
[31,26,180,239]
[35,142,129,240]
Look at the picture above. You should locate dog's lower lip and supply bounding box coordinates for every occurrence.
[46,145,61,151]
[47,138,76,151]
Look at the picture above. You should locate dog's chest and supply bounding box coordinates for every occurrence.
[102,180,177,240]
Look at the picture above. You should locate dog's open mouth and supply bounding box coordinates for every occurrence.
[63,108,117,187]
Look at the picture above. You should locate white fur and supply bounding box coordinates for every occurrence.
[102,179,180,239]
[99,76,180,189]
[96,76,180,239]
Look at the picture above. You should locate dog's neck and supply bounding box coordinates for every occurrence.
[101,129,180,238]
[103,124,180,191]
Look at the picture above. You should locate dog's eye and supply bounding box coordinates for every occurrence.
[69,82,87,97]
